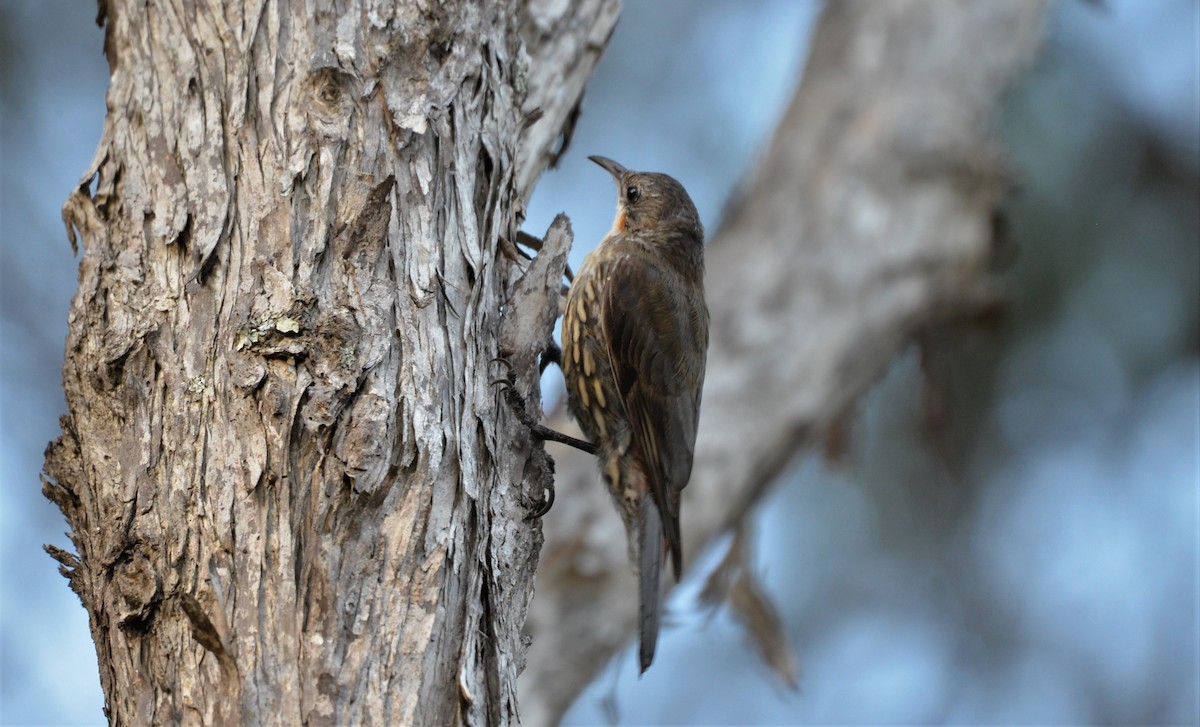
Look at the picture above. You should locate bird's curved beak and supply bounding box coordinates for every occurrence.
[588,155,628,180]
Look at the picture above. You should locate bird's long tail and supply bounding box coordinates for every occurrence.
[637,496,664,673]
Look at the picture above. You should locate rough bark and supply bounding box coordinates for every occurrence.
[518,1,1049,723]
[43,0,616,725]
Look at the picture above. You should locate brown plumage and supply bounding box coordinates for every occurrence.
[561,156,709,672]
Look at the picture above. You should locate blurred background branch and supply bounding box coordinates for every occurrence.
[520,1,1049,722]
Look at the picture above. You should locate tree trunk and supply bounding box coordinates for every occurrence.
[519,1,1048,722]
[44,0,616,724]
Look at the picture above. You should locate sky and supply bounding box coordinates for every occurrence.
[1,1,112,723]
[1,0,1197,725]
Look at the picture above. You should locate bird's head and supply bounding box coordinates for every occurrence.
[589,156,703,243]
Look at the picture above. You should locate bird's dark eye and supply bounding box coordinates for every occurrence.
[625,185,641,203]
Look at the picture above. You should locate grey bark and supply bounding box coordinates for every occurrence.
[518,1,1049,723]
[44,0,616,725]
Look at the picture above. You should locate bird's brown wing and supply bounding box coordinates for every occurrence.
[601,252,707,580]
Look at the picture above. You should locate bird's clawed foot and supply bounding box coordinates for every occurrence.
[491,357,559,518]
[526,474,556,521]
[491,357,599,457]
[491,357,545,436]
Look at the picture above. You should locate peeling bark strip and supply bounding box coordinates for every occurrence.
[46,1,616,724]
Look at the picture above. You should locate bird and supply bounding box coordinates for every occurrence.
[559,155,709,672]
